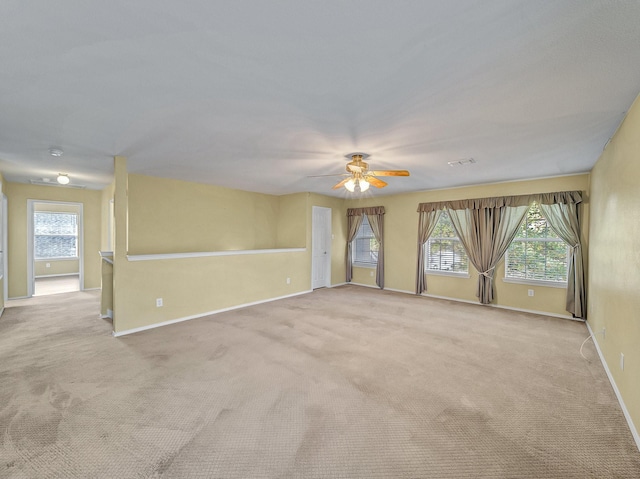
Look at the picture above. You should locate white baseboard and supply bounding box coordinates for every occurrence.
[0,307,4,318]
[100,309,113,320]
[348,283,575,320]
[8,296,29,300]
[35,273,80,279]
[587,322,640,452]
[329,282,348,288]
[113,289,313,337]
[83,287,100,291]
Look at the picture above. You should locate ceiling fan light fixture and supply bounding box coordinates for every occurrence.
[344,178,356,192]
[57,173,70,185]
[359,178,370,192]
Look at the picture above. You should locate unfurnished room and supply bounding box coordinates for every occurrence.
[1,1,640,478]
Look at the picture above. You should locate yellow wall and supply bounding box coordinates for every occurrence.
[35,259,79,276]
[127,174,280,254]
[346,174,590,317]
[5,183,102,298]
[588,93,640,436]
[110,165,349,333]
[100,181,115,252]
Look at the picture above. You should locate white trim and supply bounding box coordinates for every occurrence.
[587,322,640,452]
[35,256,79,262]
[425,270,471,279]
[349,282,381,290]
[348,283,574,320]
[502,277,567,289]
[27,200,85,298]
[3,194,8,303]
[0,307,4,318]
[127,248,306,262]
[83,287,100,291]
[35,272,80,279]
[112,289,313,337]
[353,263,377,269]
[329,282,348,288]
[99,251,114,257]
[8,296,29,300]
[100,309,113,320]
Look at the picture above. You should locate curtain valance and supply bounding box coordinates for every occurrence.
[417,191,582,213]
[347,206,386,216]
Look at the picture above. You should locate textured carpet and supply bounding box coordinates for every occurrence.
[1,286,639,478]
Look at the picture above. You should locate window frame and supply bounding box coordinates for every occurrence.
[352,216,379,268]
[503,204,569,288]
[425,212,470,277]
[33,211,79,261]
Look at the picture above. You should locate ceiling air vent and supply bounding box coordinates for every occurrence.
[448,158,476,167]
[30,179,86,189]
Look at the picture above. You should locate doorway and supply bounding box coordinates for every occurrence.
[311,206,332,289]
[27,200,84,297]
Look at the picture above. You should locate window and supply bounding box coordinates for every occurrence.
[353,216,379,266]
[505,202,568,284]
[34,212,78,259]
[426,212,469,274]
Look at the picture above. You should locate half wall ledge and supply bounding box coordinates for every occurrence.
[126,248,306,262]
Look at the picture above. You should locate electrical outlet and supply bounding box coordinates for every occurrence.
[156,298,163,307]
[528,289,534,297]
[620,353,624,371]
[46,263,51,268]
[286,277,291,284]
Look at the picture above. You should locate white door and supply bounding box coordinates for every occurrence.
[312,206,331,289]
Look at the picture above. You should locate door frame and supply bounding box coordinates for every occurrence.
[311,206,332,289]
[2,194,7,304]
[27,199,84,297]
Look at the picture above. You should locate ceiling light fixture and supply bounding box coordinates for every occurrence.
[448,158,476,167]
[359,178,370,192]
[344,178,356,192]
[49,147,64,157]
[57,173,70,185]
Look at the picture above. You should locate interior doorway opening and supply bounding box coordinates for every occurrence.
[27,200,84,297]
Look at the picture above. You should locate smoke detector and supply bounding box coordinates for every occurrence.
[49,147,64,157]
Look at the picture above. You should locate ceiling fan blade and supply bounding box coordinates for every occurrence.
[369,170,410,176]
[332,178,351,190]
[367,176,388,188]
[307,173,349,178]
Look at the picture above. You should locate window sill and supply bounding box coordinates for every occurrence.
[425,270,470,279]
[353,263,377,269]
[502,277,567,289]
[35,257,79,261]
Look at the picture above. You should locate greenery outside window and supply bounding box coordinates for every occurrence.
[353,216,379,266]
[505,202,568,285]
[426,211,469,275]
[34,212,78,259]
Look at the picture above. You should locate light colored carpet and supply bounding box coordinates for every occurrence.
[1,286,639,478]
[34,274,80,296]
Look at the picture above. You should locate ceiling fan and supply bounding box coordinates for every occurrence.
[312,153,410,192]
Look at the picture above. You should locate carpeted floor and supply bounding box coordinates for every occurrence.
[1,286,639,478]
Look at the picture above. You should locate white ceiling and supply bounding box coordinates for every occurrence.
[1,1,640,196]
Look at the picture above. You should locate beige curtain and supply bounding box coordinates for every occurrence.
[345,212,364,283]
[366,211,385,289]
[415,210,442,294]
[346,207,385,285]
[447,205,528,304]
[540,202,586,318]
